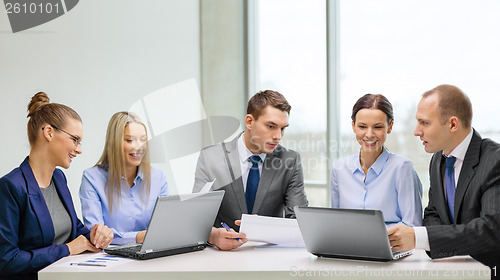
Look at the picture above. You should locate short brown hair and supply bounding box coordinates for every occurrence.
[27,92,82,146]
[422,84,473,128]
[351,94,394,124]
[247,90,291,119]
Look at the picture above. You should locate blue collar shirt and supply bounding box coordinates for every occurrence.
[330,147,423,227]
[79,166,169,244]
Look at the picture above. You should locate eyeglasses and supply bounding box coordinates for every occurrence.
[43,124,82,147]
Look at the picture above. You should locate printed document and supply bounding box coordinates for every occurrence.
[239,214,305,247]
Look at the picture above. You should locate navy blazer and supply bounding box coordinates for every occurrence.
[424,130,500,268]
[0,157,90,280]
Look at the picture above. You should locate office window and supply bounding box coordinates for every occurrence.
[339,0,500,205]
[255,0,329,206]
[253,0,500,208]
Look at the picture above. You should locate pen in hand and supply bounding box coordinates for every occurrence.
[221,222,243,243]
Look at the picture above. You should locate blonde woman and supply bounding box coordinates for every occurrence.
[79,112,168,245]
[0,92,113,279]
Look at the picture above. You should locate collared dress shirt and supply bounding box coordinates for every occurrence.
[238,134,266,192]
[414,129,473,250]
[331,147,423,227]
[79,166,168,245]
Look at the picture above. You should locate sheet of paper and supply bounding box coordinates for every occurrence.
[239,214,305,247]
[199,178,216,193]
[54,252,134,269]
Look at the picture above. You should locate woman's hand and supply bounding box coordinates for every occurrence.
[66,235,100,255]
[136,230,146,243]
[90,224,114,249]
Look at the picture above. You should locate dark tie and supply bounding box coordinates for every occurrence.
[246,155,261,214]
[445,156,457,223]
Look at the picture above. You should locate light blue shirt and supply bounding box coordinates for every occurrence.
[330,147,423,227]
[79,166,169,244]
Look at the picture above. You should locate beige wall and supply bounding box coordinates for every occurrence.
[0,0,201,216]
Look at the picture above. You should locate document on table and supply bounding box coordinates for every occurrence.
[54,252,133,269]
[239,214,305,247]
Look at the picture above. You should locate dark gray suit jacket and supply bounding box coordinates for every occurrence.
[424,129,500,268]
[193,134,308,230]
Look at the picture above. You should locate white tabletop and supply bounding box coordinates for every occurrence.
[39,243,491,280]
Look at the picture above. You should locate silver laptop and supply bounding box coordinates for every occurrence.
[294,206,412,262]
[104,191,224,260]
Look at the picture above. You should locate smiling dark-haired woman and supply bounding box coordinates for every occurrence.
[330,94,423,227]
[0,92,113,280]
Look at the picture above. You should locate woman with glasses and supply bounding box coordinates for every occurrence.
[79,112,168,245]
[330,94,423,227]
[0,92,113,280]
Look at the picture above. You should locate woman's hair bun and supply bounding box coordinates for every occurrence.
[27,92,50,118]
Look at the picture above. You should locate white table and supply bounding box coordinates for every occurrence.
[39,244,492,280]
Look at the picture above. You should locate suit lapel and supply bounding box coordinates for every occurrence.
[252,147,279,214]
[225,136,247,214]
[20,157,55,245]
[454,130,481,221]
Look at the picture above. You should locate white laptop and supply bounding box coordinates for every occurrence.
[294,206,412,262]
[104,191,224,260]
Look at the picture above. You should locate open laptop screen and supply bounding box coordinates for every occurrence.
[295,206,401,261]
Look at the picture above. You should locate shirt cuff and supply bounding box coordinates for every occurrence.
[414,226,430,251]
[112,231,140,245]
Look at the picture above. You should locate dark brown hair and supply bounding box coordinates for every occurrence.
[27,92,82,146]
[422,84,472,128]
[351,94,394,124]
[247,90,291,119]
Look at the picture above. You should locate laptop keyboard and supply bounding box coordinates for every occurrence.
[115,244,142,253]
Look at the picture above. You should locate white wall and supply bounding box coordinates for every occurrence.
[0,0,200,217]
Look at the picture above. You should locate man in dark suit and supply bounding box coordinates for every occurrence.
[193,90,308,250]
[388,85,500,274]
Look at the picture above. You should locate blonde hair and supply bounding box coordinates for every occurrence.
[27,92,81,146]
[95,112,151,213]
